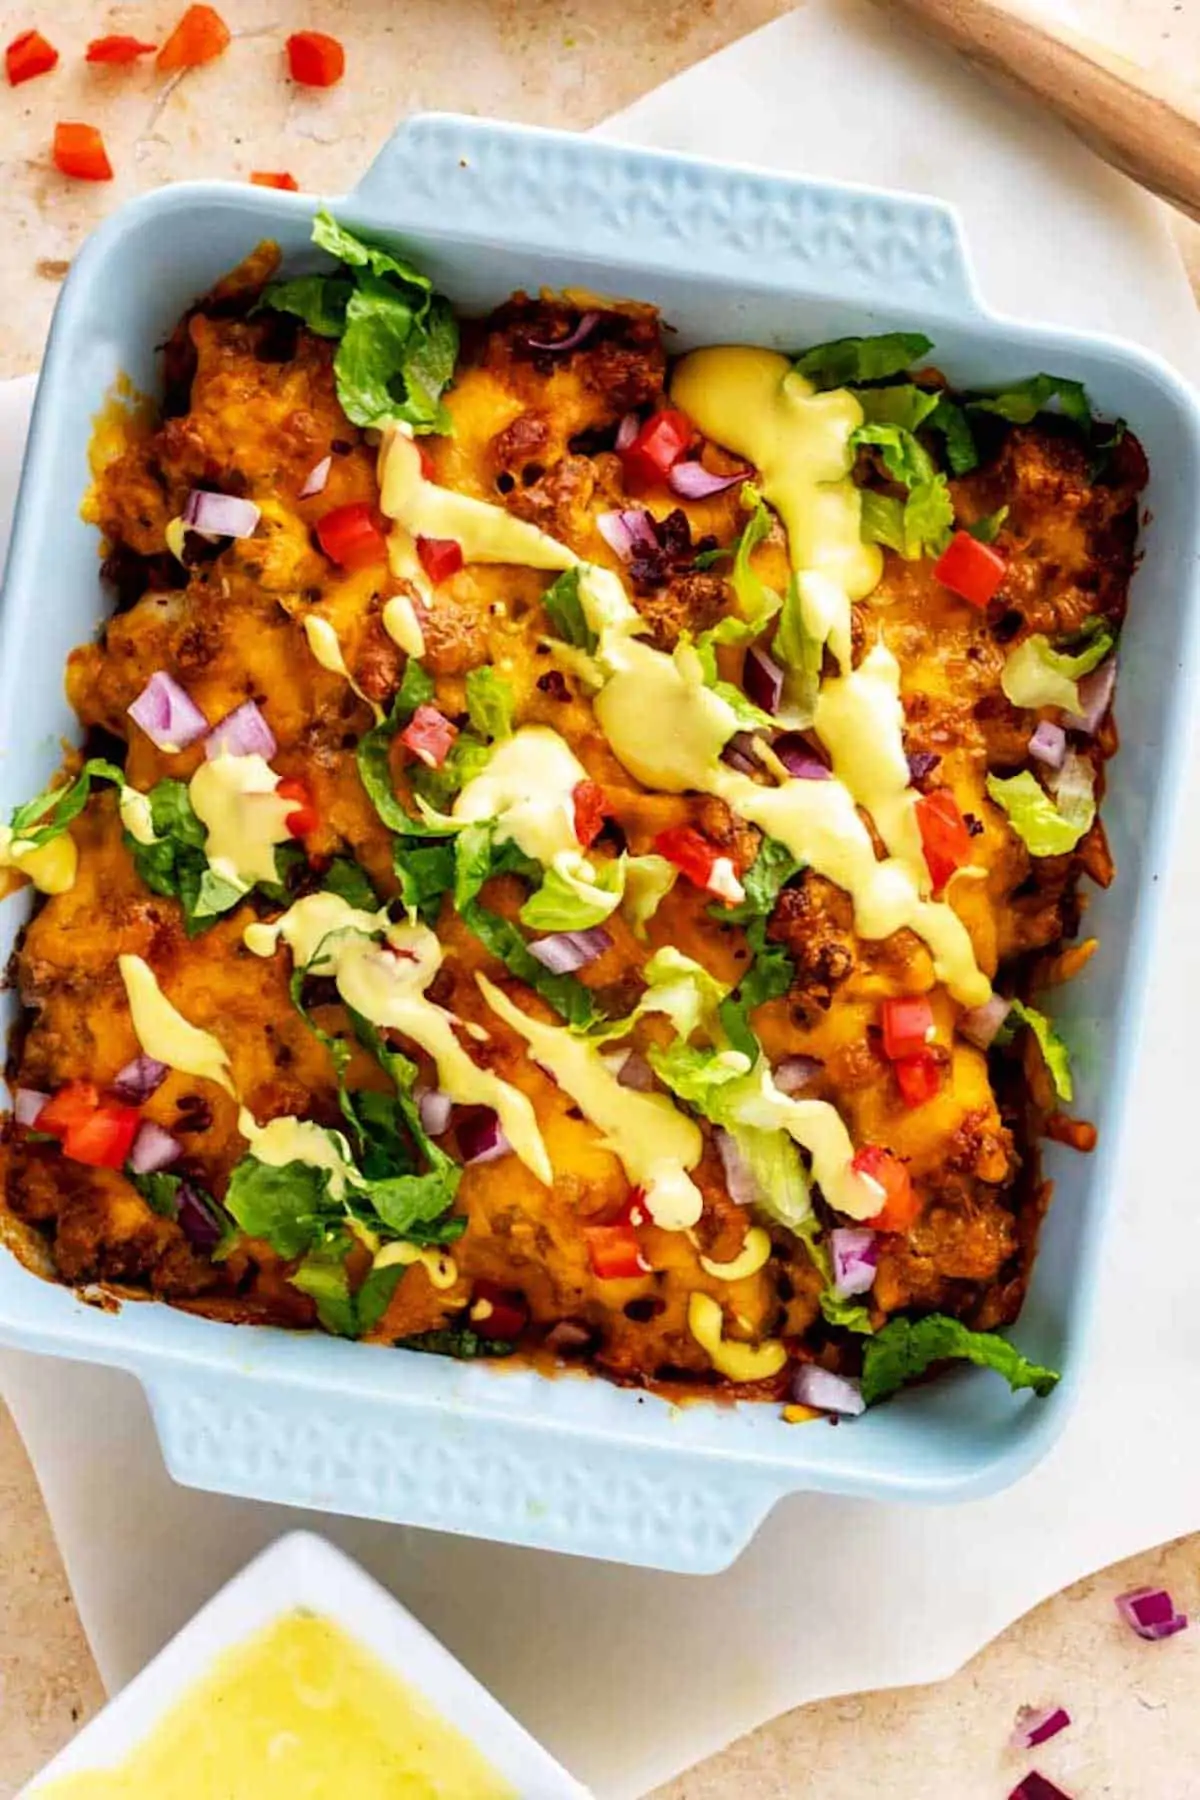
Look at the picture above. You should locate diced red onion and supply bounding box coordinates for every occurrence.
[176,1183,226,1252]
[959,994,1011,1050]
[906,749,941,784]
[830,1227,878,1298]
[1116,1586,1189,1641]
[1010,1705,1071,1751]
[458,1109,511,1165]
[418,1089,453,1137]
[773,1054,824,1095]
[299,455,332,499]
[545,1320,593,1355]
[129,1120,183,1175]
[615,411,640,453]
[617,1049,654,1092]
[667,460,750,500]
[183,490,261,539]
[525,311,600,353]
[1065,657,1116,735]
[774,733,831,781]
[596,508,658,563]
[721,731,762,775]
[743,646,784,715]
[527,928,612,974]
[128,671,209,753]
[1008,1776,1073,1800]
[1028,719,1067,769]
[14,1088,49,1127]
[112,1055,169,1105]
[715,1127,758,1207]
[205,700,277,762]
[791,1364,866,1417]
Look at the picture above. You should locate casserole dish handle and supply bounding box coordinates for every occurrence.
[144,1366,789,1574]
[346,113,983,320]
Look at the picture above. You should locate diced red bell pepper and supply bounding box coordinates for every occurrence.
[915,789,973,894]
[286,28,344,87]
[415,536,463,585]
[156,4,230,70]
[584,1223,649,1281]
[63,1103,141,1169]
[469,1279,528,1342]
[276,776,319,839]
[316,501,387,570]
[654,825,722,894]
[7,29,58,83]
[86,34,157,62]
[53,122,113,182]
[400,704,458,770]
[36,1081,101,1140]
[619,408,693,489]
[932,530,1007,610]
[250,170,298,191]
[853,1144,920,1234]
[880,995,934,1062]
[894,1051,942,1110]
[417,443,436,482]
[572,779,612,849]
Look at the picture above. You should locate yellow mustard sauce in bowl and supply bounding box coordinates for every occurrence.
[35,1611,516,1800]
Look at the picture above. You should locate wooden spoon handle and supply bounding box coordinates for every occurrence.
[880,0,1200,224]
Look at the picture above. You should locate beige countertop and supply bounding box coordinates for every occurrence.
[2,1,1199,1794]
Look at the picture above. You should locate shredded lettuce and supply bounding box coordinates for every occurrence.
[1003,999,1074,1102]
[541,566,597,654]
[398,1326,516,1359]
[519,853,625,931]
[861,1313,1060,1405]
[966,505,1009,545]
[770,572,826,724]
[859,491,907,556]
[465,666,515,741]
[852,384,940,432]
[126,777,299,936]
[793,331,934,390]
[968,373,1091,429]
[728,490,783,633]
[321,856,380,911]
[986,766,1095,857]
[263,210,458,432]
[928,395,979,474]
[458,901,599,1028]
[7,756,124,850]
[621,852,677,937]
[850,421,955,559]
[1001,626,1114,714]
[710,838,801,1059]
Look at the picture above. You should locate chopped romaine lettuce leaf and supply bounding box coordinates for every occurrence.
[794,332,934,390]
[852,384,940,432]
[850,421,955,559]
[459,900,599,1028]
[8,756,124,850]
[966,505,1009,544]
[321,856,380,911]
[621,852,677,937]
[861,1313,1059,1405]
[398,1326,516,1359]
[968,373,1091,429]
[1000,627,1114,713]
[541,566,597,654]
[1003,998,1074,1102]
[986,766,1095,856]
[859,490,907,556]
[263,210,457,432]
[709,838,801,1059]
[519,853,625,931]
[771,572,826,723]
[928,395,979,475]
[465,665,515,741]
[729,490,782,632]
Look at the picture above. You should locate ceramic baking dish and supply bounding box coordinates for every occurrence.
[20,1530,590,1796]
[2,115,1198,1575]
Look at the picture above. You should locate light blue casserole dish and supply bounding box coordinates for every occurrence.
[1,116,1198,1575]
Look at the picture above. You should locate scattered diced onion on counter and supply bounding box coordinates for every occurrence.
[1008,1775,1074,1800]
[205,700,277,761]
[1010,1705,1071,1752]
[1115,1586,1189,1641]
[128,671,209,752]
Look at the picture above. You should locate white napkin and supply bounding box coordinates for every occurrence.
[3,6,1199,1797]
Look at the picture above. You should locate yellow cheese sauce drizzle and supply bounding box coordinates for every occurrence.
[33,1611,515,1800]
[244,892,552,1186]
[476,972,704,1230]
[187,753,296,892]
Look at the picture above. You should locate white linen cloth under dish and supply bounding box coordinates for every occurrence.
[3,4,1200,1795]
